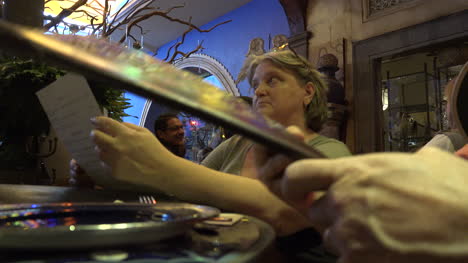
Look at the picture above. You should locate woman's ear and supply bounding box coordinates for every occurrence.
[303,82,316,107]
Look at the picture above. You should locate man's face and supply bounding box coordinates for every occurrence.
[157,118,185,146]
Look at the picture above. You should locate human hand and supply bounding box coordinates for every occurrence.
[254,126,316,213]
[68,159,96,188]
[90,116,175,187]
[278,147,468,263]
[455,144,468,160]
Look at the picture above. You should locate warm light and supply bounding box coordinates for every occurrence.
[44,0,133,25]
[190,120,199,126]
[97,224,112,230]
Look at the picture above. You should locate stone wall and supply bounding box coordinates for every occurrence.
[306,0,468,152]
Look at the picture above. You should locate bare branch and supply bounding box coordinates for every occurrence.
[107,1,170,37]
[163,24,205,63]
[118,6,231,43]
[69,9,98,21]
[107,0,132,32]
[127,34,137,42]
[167,41,204,64]
[42,0,229,63]
[43,0,89,31]
[134,23,144,34]
[101,0,109,35]
[163,26,193,61]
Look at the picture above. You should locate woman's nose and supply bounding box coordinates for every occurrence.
[254,83,267,96]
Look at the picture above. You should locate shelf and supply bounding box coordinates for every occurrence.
[387,104,436,113]
[389,136,430,142]
[382,71,436,83]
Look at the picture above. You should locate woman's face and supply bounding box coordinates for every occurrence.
[252,61,312,127]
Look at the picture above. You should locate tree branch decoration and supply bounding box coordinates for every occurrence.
[43,0,231,63]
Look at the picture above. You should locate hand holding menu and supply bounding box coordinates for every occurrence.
[36,73,109,186]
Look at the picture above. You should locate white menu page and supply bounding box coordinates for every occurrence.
[36,73,110,186]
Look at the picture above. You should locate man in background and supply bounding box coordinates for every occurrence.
[154,113,186,158]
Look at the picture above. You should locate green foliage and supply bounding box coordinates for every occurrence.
[89,80,134,121]
[0,59,63,139]
[0,58,133,168]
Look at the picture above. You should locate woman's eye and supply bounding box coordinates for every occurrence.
[251,82,258,90]
[268,77,279,86]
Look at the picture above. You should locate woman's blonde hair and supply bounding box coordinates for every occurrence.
[237,50,328,132]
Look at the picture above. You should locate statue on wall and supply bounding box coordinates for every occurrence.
[271,34,289,51]
[236,37,266,84]
[317,53,347,141]
[245,37,265,57]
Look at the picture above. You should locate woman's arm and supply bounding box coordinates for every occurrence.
[90,117,312,236]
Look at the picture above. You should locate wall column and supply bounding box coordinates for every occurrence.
[279,0,311,58]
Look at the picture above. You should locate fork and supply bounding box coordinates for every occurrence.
[139,195,157,205]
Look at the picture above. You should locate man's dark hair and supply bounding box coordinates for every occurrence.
[154,113,179,133]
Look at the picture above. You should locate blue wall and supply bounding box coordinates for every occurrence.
[123,0,290,124]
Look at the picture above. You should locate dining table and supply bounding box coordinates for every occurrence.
[0,184,283,263]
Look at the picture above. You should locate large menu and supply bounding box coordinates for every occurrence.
[0,20,325,164]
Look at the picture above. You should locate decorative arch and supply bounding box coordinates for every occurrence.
[139,53,239,126]
[173,53,239,96]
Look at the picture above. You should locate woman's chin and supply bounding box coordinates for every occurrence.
[257,108,274,118]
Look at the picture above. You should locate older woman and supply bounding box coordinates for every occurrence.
[78,50,351,237]
[203,50,350,178]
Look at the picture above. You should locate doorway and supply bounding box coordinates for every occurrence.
[353,10,468,153]
[380,39,468,152]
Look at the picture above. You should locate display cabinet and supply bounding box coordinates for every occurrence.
[382,63,437,152]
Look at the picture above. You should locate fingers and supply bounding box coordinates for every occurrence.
[306,193,335,231]
[91,116,126,137]
[323,219,348,256]
[255,125,305,189]
[68,159,95,188]
[94,145,117,166]
[284,157,358,200]
[455,144,468,160]
[121,122,145,131]
[283,159,346,202]
[282,158,353,227]
[323,227,342,256]
[69,158,85,180]
[90,129,115,152]
[257,153,293,196]
[70,159,82,173]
